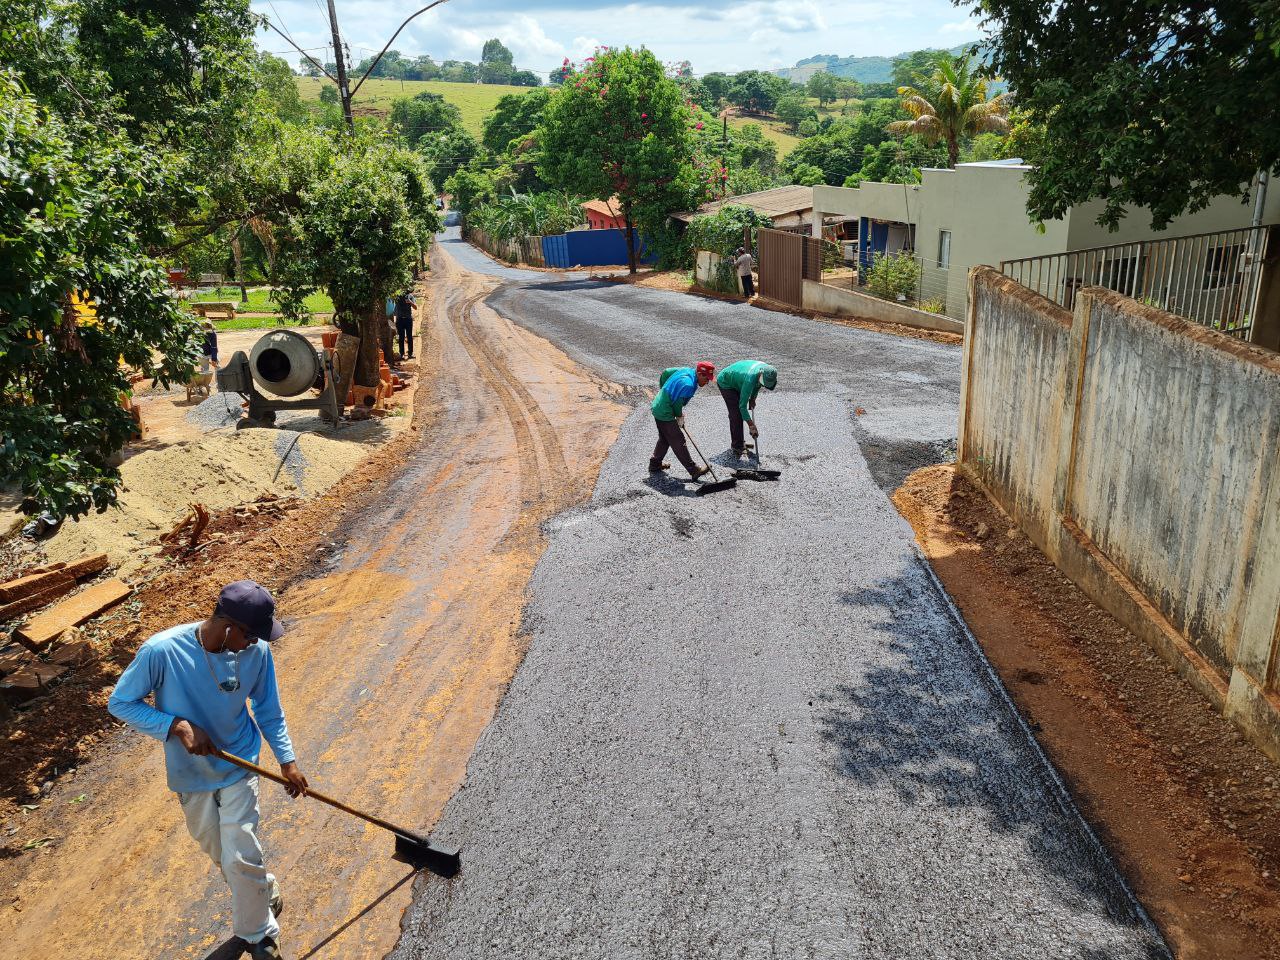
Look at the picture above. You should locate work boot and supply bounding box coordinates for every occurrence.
[246,936,283,960]
[270,876,283,919]
[690,465,710,481]
[648,459,671,472]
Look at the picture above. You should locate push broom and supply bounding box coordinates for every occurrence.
[680,424,737,496]
[215,749,461,878]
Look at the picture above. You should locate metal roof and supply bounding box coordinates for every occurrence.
[672,185,814,223]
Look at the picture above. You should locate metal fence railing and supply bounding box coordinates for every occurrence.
[1000,226,1270,340]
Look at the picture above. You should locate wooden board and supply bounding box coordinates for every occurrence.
[16,579,131,652]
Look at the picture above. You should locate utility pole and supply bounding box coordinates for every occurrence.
[325,0,354,130]
[721,115,728,199]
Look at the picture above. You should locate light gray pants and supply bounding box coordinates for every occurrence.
[178,774,279,944]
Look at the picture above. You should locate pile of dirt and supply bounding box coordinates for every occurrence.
[894,464,1280,959]
[42,429,367,576]
[0,368,438,819]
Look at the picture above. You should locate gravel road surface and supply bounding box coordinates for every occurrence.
[394,395,1165,958]
[389,236,1167,958]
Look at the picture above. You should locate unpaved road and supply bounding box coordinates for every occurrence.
[389,230,1168,958]
[0,245,628,958]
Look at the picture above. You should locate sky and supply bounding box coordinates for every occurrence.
[251,0,985,77]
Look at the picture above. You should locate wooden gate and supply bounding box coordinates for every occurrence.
[757,228,823,308]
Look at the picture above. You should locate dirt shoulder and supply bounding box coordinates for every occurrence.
[0,248,631,959]
[893,464,1280,959]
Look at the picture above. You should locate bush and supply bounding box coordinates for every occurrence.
[864,252,921,301]
[685,204,772,258]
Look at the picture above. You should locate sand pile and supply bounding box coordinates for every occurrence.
[44,428,367,575]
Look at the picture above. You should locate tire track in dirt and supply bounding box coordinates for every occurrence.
[0,243,630,960]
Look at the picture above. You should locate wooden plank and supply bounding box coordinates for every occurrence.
[0,576,76,622]
[0,663,68,704]
[61,552,109,581]
[0,569,73,605]
[15,579,131,652]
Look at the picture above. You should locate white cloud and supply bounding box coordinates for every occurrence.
[252,0,991,76]
[939,18,981,35]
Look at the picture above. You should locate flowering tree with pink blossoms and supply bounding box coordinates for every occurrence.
[538,47,705,273]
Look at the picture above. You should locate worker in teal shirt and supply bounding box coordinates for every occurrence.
[650,361,716,478]
[716,360,778,456]
[109,580,306,960]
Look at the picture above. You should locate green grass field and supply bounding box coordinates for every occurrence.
[296,77,534,137]
[189,287,335,315]
[726,116,802,154]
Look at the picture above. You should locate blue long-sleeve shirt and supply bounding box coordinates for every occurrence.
[108,623,295,793]
[651,367,698,422]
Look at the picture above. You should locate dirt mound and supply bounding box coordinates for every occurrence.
[43,429,366,576]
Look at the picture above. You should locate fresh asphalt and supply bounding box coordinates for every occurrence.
[391,230,1169,958]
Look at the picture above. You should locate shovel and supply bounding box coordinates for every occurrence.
[679,424,737,496]
[215,749,461,878]
[733,415,782,482]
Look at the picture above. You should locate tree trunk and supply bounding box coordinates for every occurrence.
[947,134,959,169]
[624,209,637,275]
[231,233,248,303]
[355,302,383,388]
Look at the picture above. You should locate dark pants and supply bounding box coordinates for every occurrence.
[721,388,747,452]
[650,418,698,474]
[740,273,754,298]
[396,320,414,358]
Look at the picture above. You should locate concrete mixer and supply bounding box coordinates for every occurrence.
[215,329,341,429]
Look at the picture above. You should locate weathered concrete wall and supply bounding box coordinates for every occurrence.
[801,279,964,334]
[960,265,1280,762]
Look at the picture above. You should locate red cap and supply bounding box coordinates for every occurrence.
[695,361,716,377]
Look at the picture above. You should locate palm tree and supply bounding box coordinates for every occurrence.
[886,54,1009,168]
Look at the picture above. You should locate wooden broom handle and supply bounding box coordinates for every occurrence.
[214,749,411,838]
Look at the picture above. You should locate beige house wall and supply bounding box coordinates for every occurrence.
[814,167,1274,320]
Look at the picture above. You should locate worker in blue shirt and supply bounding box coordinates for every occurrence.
[650,361,715,478]
[109,581,306,960]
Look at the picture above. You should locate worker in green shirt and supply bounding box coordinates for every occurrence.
[716,360,778,456]
[650,361,716,478]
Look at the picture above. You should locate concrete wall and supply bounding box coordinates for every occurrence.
[802,279,963,334]
[960,265,1280,762]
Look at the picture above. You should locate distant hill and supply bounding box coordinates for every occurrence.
[775,43,987,84]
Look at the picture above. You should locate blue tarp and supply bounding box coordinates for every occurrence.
[541,228,657,268]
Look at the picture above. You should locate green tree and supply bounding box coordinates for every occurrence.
[798,118,818,138]
[891,49,945,89]
[390,92,464,149]
[776,95,809,132]
[0,73,201,520]
[835,79,861,110]
[887,53,1009,168]
[479,38,514,84]
[538,47,700,272]
[806,71,840,106]
[253,52,307,124]
[701,72,731,104]
[972,0,1279,229]
[444,164,498,216]
[420,128,480,191]
[790,162,826,186]
[482,88,551,152]
[781,101,906,184]
[728,71,791,114]
[510,70,541,87]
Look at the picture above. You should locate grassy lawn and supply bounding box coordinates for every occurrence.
[296,77,534,137]
[726,116,802,154]
[188,287,334,314]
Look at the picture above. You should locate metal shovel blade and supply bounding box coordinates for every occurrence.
[393,831,462,877]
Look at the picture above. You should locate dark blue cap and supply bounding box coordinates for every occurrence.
[216,580,285,642]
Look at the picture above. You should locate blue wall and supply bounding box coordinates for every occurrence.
[542,228,657,268]
[858,218,890,279]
